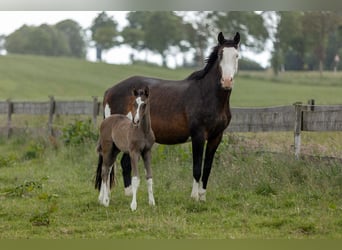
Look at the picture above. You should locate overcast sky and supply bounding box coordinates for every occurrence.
[0,11,271,67]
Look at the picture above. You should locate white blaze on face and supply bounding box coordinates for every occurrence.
[133,97,145,124]
[104,103,111,118]
[219,47,239,89]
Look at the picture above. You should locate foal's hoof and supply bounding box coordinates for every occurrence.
[149,198,155,206]
[99,197,110,207]
[125,186,133,196]
[130,201,137,211]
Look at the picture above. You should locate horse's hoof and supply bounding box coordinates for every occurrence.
[190,192,199,201]
[199,190,206,202]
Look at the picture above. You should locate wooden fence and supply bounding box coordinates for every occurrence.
[0,97,341,158]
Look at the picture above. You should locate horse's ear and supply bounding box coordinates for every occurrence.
[133,88,138,97]
[218,32,225,45]
[234,32,240,45]
[144,86,149,98]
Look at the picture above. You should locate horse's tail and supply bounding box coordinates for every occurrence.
[95,143,103,191]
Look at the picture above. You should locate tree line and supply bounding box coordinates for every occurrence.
[272,11,342,75]
[1,11,342,73]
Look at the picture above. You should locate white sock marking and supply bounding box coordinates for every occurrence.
[104,103,111,118]
[130,176,140,211]
[147,178,155,206]
[191,179,199,201]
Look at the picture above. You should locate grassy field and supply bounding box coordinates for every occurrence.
[0,54,341,239]
[0,131,341,239]
[1,54,342,106]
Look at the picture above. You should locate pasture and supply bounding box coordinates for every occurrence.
[0,54,341,239]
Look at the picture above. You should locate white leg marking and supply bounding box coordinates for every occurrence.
[124,185,133,196]
[99,180,110,207]
[190,179,199,201]
[199,184,206,202]
[130,176,140,211]
[104,103,111,118]
[147,178,155,206]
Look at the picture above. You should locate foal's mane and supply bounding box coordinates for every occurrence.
[186,39,237,81]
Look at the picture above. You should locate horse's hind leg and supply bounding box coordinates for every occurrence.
[142,150,155,206]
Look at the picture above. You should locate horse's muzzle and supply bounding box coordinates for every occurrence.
[221,77,233,90]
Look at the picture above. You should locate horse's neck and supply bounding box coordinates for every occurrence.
[201,64,231,111]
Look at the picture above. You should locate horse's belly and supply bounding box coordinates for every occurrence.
[152,118,190,145]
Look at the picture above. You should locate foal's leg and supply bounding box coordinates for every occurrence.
[190,132,205,201]
[99,143,116,207]
[121,153,132,196]
[130,151,140,211]
[142,150,155,206]
[200,133,223,201]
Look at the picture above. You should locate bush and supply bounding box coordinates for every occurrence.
[61,119,98,146]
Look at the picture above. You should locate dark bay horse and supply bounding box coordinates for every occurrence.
[96,87,155,210]
[101,32,240,201]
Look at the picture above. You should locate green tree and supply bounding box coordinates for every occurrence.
[211,11,269,53]
[302,11,341,76]
[90,12,118,62]
[121,12,148,63]
[121,11,188,67]
[55,19,86,58]
[0,34,5,53]
[274,12,305,71]
[5,24,70,56]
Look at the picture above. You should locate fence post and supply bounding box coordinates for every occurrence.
[48,96,55,136]
[293,102,303,159]
[6,99,13,138]
[92,96,99,128]
[307,99,315,111]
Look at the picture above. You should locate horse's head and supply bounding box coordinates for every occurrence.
[131,86,149,125]
[217,32,240,90]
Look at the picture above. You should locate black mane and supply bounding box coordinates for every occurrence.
[186,45,219,81]
[186,39,238,81]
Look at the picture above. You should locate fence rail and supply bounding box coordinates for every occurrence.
[1,97,341,158]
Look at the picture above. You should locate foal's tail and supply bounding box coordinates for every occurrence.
[94,143,115,191]
[95,149,103,191]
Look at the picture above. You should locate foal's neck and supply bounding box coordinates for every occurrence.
[138,107,152,135]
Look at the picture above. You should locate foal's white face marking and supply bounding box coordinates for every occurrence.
[104,103,111,118]
[133,97,145,124]
[219,47,239,89]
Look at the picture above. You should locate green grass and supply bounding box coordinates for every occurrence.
[0,132,341,239]
[0,54,341,239]
[0,54,341,106]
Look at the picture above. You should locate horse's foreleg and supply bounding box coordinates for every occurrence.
[142,150,155,206]
[121,153,132,196]
[201,133,223,201]
[190,133,205,201]
[130,152,140,211]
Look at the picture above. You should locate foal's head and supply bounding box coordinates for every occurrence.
[217,32,240,90]
[131,86,150,126]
